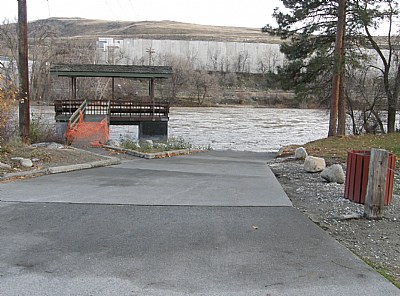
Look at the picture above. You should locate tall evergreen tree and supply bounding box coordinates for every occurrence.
[264,0,400,134]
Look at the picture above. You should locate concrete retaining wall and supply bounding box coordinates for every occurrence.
[97,38,285,74]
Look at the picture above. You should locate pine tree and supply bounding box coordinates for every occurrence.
[264,0,400,134]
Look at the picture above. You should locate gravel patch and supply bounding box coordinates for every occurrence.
[268,156,400,286]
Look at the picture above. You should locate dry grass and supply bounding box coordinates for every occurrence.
[27,18,281,43]
[304,133,400,162]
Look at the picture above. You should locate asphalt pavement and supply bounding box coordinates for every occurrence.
[0,151,399,295]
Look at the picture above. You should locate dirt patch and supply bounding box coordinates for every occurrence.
[268,156,400,286]
[0,144,108,176]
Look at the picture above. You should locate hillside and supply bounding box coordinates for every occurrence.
[28,18,282,43]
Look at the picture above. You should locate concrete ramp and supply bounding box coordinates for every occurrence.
[0,151,399,295]
[0,151,291,207]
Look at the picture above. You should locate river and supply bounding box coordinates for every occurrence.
[32,106,329,152]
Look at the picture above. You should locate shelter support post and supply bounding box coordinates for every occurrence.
[138,121,168,141]
[150,78,155,118]
[112,77,115,100]
[71,77,77,100]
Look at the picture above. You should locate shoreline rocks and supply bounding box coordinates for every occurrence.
[295,147,308,160]
[304,156,326,173]
[321,164,345,184]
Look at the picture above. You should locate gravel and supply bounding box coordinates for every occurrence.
[268,156,400,286]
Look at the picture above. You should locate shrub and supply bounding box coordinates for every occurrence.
[120,137,193,153]
[0,74,17,145]
[29,113,62,144]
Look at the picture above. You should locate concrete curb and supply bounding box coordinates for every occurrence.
[103,145,206,159]
[0,153,121,182]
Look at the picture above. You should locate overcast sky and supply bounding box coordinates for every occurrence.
[2,0,284,29]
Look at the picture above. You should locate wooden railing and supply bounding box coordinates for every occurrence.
[54,99,84,118]
[68,100,87,128]
[55,99,169,124]
[109,101,169,118]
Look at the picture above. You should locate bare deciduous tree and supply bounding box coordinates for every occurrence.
[189,70,220,106]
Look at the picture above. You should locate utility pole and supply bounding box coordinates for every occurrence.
[328,0,346,137]
[18,0,30,144]
[146,46,155,66]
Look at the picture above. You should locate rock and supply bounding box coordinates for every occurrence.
[0,162,12,170]
[338,213,363,220]
[154,143,167,150]
[295,147,308,159]
[11,157,33,167]
[47,143,64,149]
[11,157,23,162]
[304,156,326,173]
[144,140,154,148]
[321,164,345,184]
[107,139,120,147]
[31,142,64,149]
[276,146,295,157]
[20,158,33,167]
[31,143,47,148]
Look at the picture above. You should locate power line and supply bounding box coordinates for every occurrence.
[128,0,135,10]
[104,0,117,20]
[46,0,51,18]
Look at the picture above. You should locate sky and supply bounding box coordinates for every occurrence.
[2,0,284,29]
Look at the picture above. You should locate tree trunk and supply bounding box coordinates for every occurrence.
[337,18,347,136]
[387,104,396,133]
[328,0,346,137]
[337,71,346,135]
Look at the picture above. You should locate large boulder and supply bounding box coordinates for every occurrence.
[321,164,345,184]
[295,147,308,160]
[304,156,326,173]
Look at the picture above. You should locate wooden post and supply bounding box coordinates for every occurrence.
[364,149,389,219]
[18,0,30,144]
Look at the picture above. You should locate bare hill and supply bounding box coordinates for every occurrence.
[29,18,282,43]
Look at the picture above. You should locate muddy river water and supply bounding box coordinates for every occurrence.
[32,106,329,152]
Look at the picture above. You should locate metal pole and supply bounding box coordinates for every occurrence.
[18,0,30,144]
[328,0,346,137]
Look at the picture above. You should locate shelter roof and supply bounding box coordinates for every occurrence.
[50,64,173,79]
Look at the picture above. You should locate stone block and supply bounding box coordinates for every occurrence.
[304,156,326,173]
